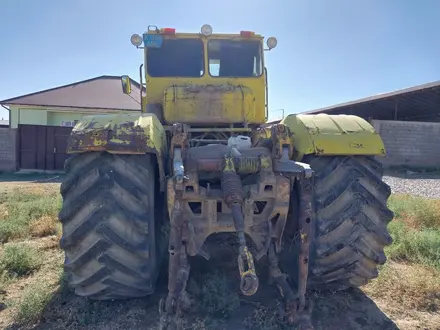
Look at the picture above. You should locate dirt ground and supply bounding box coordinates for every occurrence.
[0,176,439,330]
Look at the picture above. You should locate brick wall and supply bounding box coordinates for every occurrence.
[372,120,440,168]
[0,128,18,172]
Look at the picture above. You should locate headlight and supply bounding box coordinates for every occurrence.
[130,34,143,47]
[267,37,277,49]
[201,24,213,36]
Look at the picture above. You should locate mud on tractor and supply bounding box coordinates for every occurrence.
[59,24,394,329]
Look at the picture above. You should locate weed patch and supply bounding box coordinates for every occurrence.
[0,189,61,243]
[0,269,11,291]
[386,194,440,270]
[364,262,440,312]
[12,281,54,326]
[388,194,440,229]
[386,220,440,269]
[0,243,41,277]
[31,215,59,237]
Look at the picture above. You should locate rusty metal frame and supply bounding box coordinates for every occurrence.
[166,170,291,260]
[269,123,315,329]
[160,123,191,330]
[160,122,315,330]
[296,174,313,310]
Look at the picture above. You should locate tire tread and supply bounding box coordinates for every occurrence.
[59,152,157,300]
[306,155,394,291]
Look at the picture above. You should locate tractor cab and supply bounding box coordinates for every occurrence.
[122,25,277,126]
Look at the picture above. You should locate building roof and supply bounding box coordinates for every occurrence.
[302,80,440,121]
[0,76,143,111]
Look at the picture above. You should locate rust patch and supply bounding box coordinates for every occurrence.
[271,123,294,159]
[67,122,153,154]
[67,120,166,191]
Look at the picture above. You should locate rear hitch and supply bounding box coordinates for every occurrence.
[222,148,259,296]
[160,123,314,329]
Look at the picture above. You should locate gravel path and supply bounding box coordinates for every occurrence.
[383,171,440,199]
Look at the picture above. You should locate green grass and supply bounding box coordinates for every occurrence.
[386,194,440,270]
[388,194,440,229]
[0,243,42,277]
[0,269,11,291]
[0,189,61,243]
[386,222,440,269]
[364,193,440,313]
[0,243,43,312]
[12,280,54,326]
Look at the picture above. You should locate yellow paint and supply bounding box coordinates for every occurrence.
[237,246,258,296]
[300,232,307,243]
[280,114,386,160]
[223,157,235,172]
[163,84,262,124]
[259,155,272,170]
[67,112,167,155]
[251,127,272,143]
[143,33,267,125]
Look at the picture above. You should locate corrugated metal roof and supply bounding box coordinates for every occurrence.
[302,80,440,121]
[0,76,143,111]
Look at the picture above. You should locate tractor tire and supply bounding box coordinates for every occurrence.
[305,155,394,291]
[59,152,159,300]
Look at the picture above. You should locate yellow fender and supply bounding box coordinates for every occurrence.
[66,112,167,190]
[281,114,386,160]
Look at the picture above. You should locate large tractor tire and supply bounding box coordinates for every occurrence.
[58,152,160,300]
[305,155,394,291]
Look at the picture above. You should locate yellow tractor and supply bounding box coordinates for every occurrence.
[59,24,394,329]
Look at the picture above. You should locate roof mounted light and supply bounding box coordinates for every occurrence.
[266,37,277,50]
[201,24,213,36]
[240,31,255,37]
[130,34,143,47]
[161,28,176,35]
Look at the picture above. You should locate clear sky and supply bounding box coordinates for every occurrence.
[1,0,439,121]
